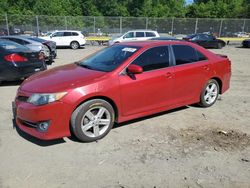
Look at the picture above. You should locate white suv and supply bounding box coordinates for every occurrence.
[40,30,86,49]
[108,30,159,46]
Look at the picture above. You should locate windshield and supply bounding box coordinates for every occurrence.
[79,45,141,72]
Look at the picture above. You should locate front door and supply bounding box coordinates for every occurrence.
[119,46,174,116]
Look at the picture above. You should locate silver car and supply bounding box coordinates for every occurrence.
[0,36,50,64]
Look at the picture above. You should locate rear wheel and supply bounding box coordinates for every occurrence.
[71,99,115,142]
[199,79,219,107]
[70,41,80,50]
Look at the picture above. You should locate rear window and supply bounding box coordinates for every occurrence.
[146,32,156,37]
[0,40,29,51]
[135,32,145,37]
[28,37,45,43]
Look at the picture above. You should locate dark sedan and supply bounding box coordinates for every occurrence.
[242,39,250,48]
[26,37,57,59]
[0,39,47,84]
[183,34,226,49]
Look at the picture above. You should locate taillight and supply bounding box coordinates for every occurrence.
[4,54,28,62]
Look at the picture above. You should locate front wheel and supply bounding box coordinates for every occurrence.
[199,79,219,107]
[71,99,115,142]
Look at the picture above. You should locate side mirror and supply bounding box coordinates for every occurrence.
[127,64,143,74]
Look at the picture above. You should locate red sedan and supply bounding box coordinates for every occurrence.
[14,41,231,142]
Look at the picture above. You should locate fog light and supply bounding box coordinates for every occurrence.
[38,121,50,132]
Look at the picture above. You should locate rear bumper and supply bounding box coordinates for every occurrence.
[0,62,46,81]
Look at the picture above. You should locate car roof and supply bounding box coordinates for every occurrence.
[118,40,191,47]
[53,30,81,32]
[125,30,158,32]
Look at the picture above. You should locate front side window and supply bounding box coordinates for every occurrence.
[79,45,141,72]
[135,32,145,37]
[124,32,134,39]
[132,46,170,72]
[52,32,64,37]
[172,45,207,65]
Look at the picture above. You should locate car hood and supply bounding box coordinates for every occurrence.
[20,64,107,93]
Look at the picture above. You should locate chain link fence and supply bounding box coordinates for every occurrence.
[0,14,250,37]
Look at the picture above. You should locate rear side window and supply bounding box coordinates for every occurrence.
[72,32,79,36]
[146,32,156,37]
[197,51,207,61]
[64,32,72,36]
[172,45,198,65]
[132,46,169,71]
[135,32,145,37]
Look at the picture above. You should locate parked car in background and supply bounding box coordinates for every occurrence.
[26,37,57,60]
[233,32,249,38]
[150,36,180,41]
[40,30,86,49]
[242,39,250,48]
[183,33,226,49]
[108,30,159,46]
[0,36,52,64]
[14,41,231,142]
[0,39,46,84]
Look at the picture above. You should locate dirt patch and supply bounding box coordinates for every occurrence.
[177,127,250,152]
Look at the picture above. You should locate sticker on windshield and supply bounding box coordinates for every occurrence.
[122,47,137,52]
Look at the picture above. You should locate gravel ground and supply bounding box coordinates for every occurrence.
[0,45,250,188]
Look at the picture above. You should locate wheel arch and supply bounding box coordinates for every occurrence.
[71,95,119,122]
[210,77,222,94]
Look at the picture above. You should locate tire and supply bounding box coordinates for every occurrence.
[199,79,219,107]
[70,41,80,50]
[217,43,223,49]
[71,99,115,142]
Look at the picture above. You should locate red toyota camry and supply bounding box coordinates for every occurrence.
[13,41,231,142]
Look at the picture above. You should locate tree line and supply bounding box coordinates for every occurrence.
[0,0,249,18]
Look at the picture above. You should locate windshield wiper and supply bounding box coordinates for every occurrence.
[78,64,95,70]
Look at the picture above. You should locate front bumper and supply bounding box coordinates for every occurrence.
[14,90,72,140]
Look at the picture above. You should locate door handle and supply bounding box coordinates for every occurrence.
[202,65,210,71]
[165,72,173,78]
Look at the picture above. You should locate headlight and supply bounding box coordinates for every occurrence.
[27,92,67,106]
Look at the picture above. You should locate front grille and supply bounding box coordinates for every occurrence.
[17,96,29,102]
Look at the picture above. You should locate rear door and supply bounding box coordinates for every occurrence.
[134,32,146,41]
[119,46,174,116]
[171,44,213,104]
